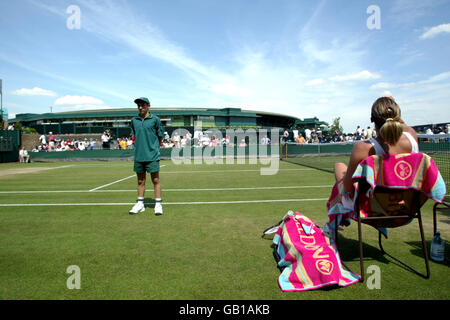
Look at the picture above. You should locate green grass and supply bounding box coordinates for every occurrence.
[0,159,448,299]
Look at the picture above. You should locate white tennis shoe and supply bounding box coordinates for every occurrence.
[154,202,163,215]
[129,202,145,214]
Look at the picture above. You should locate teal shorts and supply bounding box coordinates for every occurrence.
[134,160,160,173]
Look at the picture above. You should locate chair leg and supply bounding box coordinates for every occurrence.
[334,218,339,248]
[377,213,430,279]
[434,201,450,236]
[433,202,438,236]
[357,213,364,282]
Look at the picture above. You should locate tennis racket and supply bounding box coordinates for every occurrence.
[261,211,294,238]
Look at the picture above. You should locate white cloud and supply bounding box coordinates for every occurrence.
[420,23,450,39]
[12,87,57,97]
[329,70,381,82]
[210,83,253,97]
[382,90,393,97]
[53,95,112,111]
[54,95,104,106]
[370,71,450,90]
[58,104,112,110]
[305,78,325,86]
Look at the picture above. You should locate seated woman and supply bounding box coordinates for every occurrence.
[323,96,419,236]
[18,146,30,163]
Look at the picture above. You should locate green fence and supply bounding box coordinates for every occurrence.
[0,130,21,163]
[28,144,280,162]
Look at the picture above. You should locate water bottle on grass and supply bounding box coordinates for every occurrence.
[430,230,445,262]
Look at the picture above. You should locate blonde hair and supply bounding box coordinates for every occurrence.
[371,97,403,145]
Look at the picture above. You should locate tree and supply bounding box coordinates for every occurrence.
[329,117,343,134]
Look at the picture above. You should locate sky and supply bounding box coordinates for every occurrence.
[0,0,449,133]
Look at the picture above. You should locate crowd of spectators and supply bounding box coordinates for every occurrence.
[291,126,377,144]
[32,131,102,152]
[23,123,450,156]
[160,130,233,148]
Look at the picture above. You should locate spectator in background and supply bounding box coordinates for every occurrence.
[101,130,111,149]
[355,125,362,140]
[332,130,340,142]
[39,133,47,146]
[193,130,201,146]
[48,132,56,151]
[180,135,187,148]
[127,137,133,149]
[224,134,230,146]
[211,135,217,147]
[19,146,30,163]
[172,131,180,148]
[201,133,210,147]
[78,141,86,151]
[260,135,270,145]
[282,130,289,143]
[120,137,127,150]
[311,128,318,143]
[164,131,170,143]
[295,133,306,143]
[87,139,95,150]
[304,128,311,142]
[366,126,373,139]
[185,131,192,147]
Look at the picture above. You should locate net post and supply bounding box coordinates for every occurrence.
[280,143,283,160]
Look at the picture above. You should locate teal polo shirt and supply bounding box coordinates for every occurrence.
[130,114,165,162]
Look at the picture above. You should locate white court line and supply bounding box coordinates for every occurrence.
[88,165,166,191]
[88,175,136,192]
[0,185,332,194]
[0,198,329,207]
[159,168,316,174]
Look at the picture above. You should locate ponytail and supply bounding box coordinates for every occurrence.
[371,97,404,145]
[379,118,403,145]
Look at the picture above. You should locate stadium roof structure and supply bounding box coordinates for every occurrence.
[293,117,329,129]
[12,107,302,135]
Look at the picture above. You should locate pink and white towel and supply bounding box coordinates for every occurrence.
[272,212,360,291]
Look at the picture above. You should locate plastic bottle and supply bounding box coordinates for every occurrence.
[430,230,445,262]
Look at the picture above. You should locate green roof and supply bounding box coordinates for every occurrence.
[14,107,299,122]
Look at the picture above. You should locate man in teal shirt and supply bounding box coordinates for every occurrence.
[129,97,165,215]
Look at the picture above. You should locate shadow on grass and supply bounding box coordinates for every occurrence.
[407,239,450,267]
[435,206,450,227]
[335,233,389,265]
[143,198,156,208]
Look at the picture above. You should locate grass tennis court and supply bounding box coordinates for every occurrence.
[0,158,448,300]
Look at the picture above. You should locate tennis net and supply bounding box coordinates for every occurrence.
[280,141,355,173]
[281,134,449,195]
[417,134,450,199]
